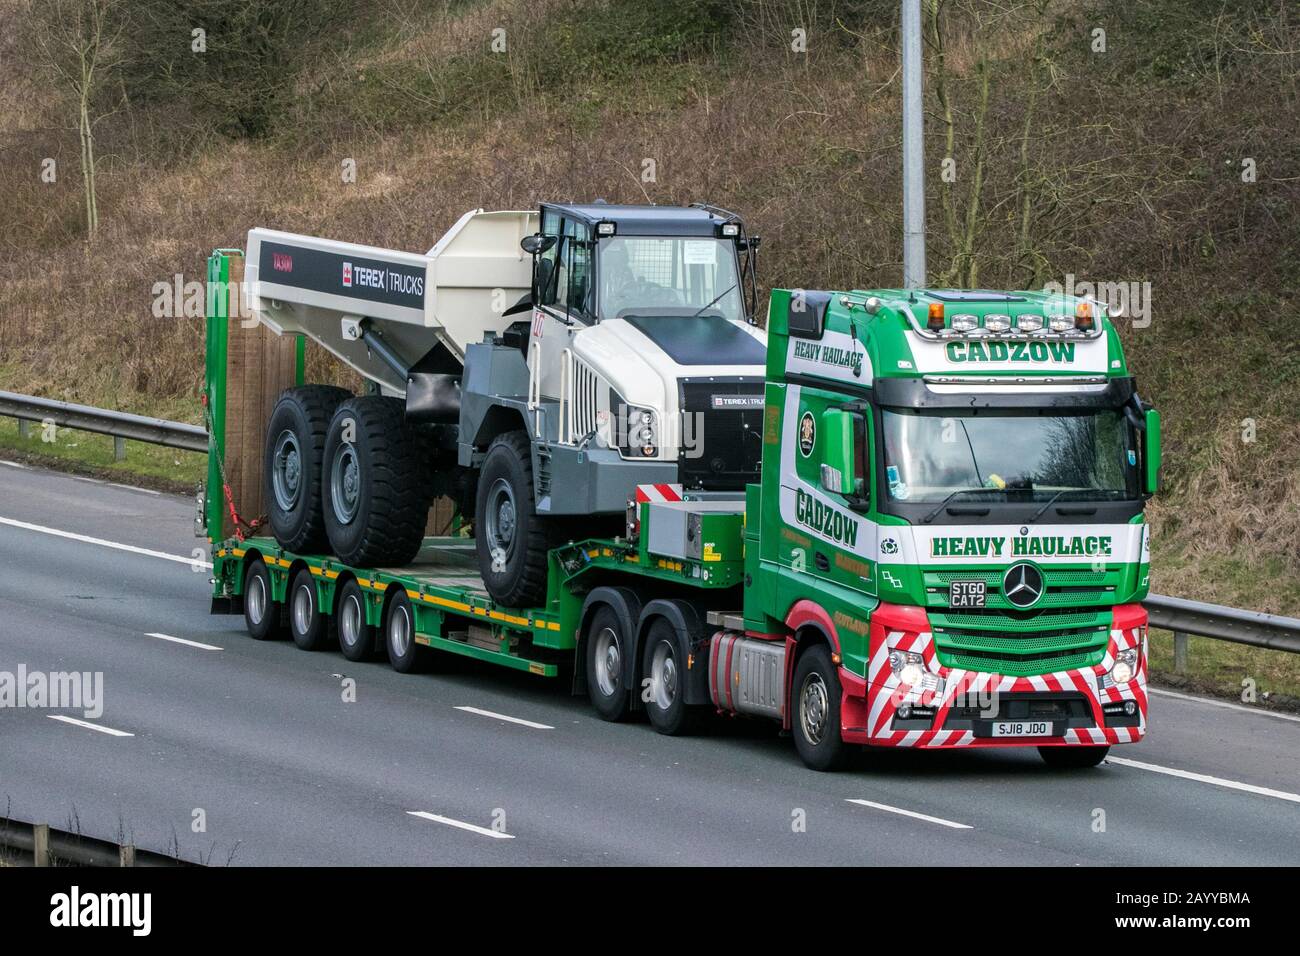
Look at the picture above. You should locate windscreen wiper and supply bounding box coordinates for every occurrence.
[690,284,737,319]
[920,487,1006,523]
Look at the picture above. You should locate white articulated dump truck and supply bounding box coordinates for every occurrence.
[244,202,766,605]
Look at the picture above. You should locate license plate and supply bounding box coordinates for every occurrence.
[991,721,1052,738]
[949,580,986,608]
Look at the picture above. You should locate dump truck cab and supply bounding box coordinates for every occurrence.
[738,287,1160,767]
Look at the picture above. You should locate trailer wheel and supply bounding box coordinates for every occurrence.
[385,591,426,673]
[322,396,431,567]
[791,644,849,771]
[641,619,707,736]
[1038,745,1109,768]
[243,558,283,640]
[265,385,351,553]
[288,568,330,651]
[585,605,631,721]
[475,431,550,606]
[336,579,376,662]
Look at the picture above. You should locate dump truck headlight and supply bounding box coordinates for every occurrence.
[615,403,658,458]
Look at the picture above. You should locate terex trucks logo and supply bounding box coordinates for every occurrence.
[795,488,858,548]
[930,534,1113,558]
[945,340,1077,364]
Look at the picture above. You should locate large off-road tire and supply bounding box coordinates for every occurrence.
[791,644,849,772]
[475,431,551,606]
[1038,745,1109,768]
[264,385,351,553]
[321,396,431,567]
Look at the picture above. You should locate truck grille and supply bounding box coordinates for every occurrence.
[678,378,763,490]
[923,566,1115,676]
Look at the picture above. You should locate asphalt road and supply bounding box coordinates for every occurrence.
[1,461,1297,865]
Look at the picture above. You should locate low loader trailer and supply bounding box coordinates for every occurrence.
[207,247,1161,770]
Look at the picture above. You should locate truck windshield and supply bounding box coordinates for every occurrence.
[598,237,742,322]
[880,409,1139,503]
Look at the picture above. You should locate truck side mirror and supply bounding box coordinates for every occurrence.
[820,409,857,496]
[520,233,557,256]
[1143,408,1161,495]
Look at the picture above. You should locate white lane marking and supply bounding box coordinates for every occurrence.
[48,715,134,737]
[407,811,514,840]
[846,798,973,830]
[1108,756,1300,805]
[146,631,223,651]
[454,705,553,730]
[0,460,28,469]
[1148,687,1300,724]
[108,482,161,496]
[71,475,105,485]
[0,516,211,569]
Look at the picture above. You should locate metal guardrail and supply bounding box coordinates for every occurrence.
[1,391,1298,661]
[0,389,208,455]
[0,818,196,867]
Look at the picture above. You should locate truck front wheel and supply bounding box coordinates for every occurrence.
[1038,745,1109,768]
[475,431,550,606]
[791,644,849,771]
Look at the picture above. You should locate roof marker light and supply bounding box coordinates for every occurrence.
[720,223,740,237]
[596,221,616,236]
[951,313,979,332]
[1048,315,1073,332]
[1016,314,1044,332]
[985,314,1011,332]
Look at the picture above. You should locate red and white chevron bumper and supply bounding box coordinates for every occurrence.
[840,602,1148,749]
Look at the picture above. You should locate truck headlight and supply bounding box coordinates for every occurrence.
[889,650,926,686]
[1109,647,1139,685]
[615,402,657,458]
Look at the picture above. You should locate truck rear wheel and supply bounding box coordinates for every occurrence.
[641,619,707,736]
[385,591,426,673]
[336,579,376,662]
[475,431,550,606]
[243,558,283,640]
[791,644,849,771]
[265,385,351,553]
[322,396,431,567]
[1038,745,1109,768]
[585,605,631,721]
[288,568,330,651]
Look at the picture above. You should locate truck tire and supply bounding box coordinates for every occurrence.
[791,644,849,771]
[335,578,376,662]
[288,567,330,651]
[1038,745,1109,768]
[585,604,632,721]
[243,558,283,640]
[265,385,351,553]
[322,396,431,567]
[641,618,708,736]
[385,590,426,673]
[475,431,550,606]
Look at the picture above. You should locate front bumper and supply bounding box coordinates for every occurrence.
[839,603,1148,749]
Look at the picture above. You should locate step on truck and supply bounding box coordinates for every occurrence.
[207,247,1161,770]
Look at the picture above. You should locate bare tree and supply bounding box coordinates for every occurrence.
[29,0,124,241]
